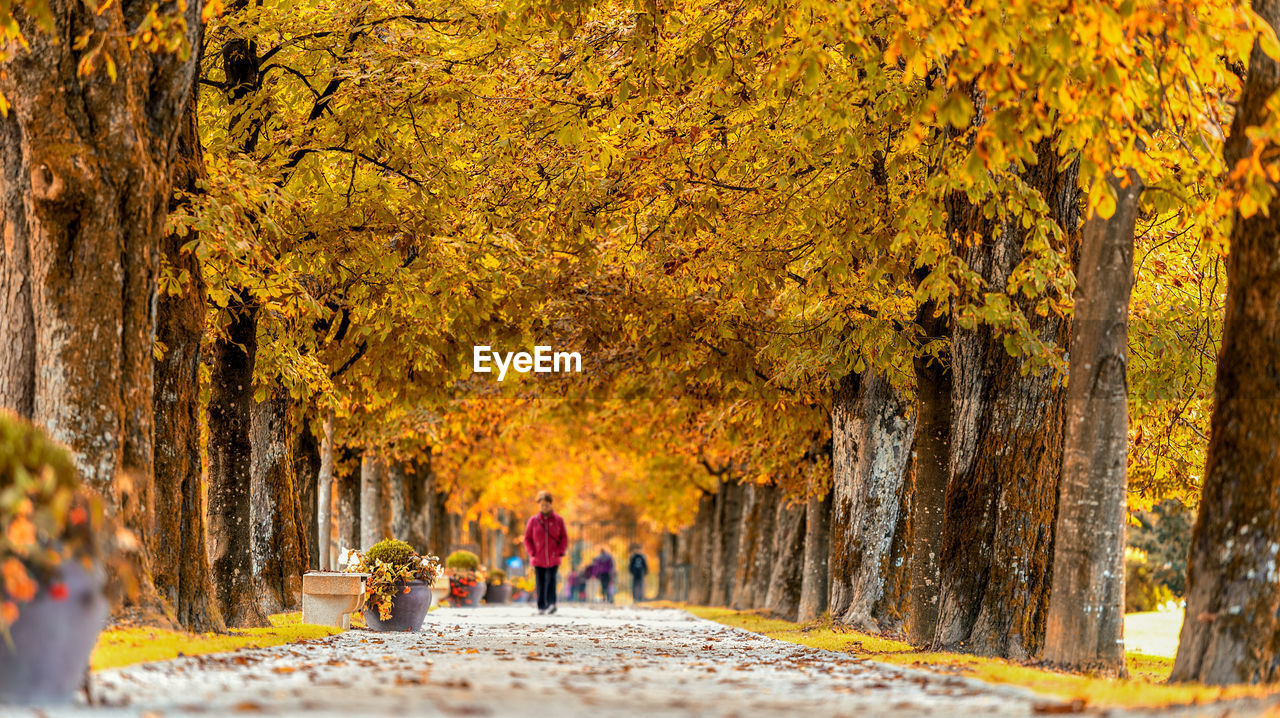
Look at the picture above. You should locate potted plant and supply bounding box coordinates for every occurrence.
[1,412,110,705]
[345,539,441,631]
[511,575,535,603]
[484,569,512,604]
[444,550,485,607]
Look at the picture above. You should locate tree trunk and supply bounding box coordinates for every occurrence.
[207,299,270,628]
[709,482,745,606]
[934,139,1078,659]
[908,297,953,645]
[151,79,224,634]
[828,372,916,630]
[360,451,383,549]
[798,490,832,622]
[0,0,200,627]
[732,484,779,610]
[316,412,335,570]
[1171,7,1280,683]
[293,414,320,571]
[250,389,306,613]
[387,459,409,542]
[336,453,360,554]
[764,498,807,621]
[687,492,716,606]
[1044,169,1141,675]
[426,471,451,557]
[403,455,433,554]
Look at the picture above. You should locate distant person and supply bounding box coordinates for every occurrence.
[590,546,616,603]
[524,490,567,615]
[628,545,649,603]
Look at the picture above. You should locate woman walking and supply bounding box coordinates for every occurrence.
[523,490,568,615]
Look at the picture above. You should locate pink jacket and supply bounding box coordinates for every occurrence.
[524,512,568,568]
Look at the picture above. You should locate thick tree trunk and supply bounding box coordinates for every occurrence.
[426,472,451,557]
[316,412,335,570]
[828,372,915,630]
[764,498,807,621]
[387,459,409,542]
[207,300,270,628]
[934,140,1078,659]
[798,491,832,622]
[250,390,307,613]
[0,0,200,627]
[908,298,953,645]
[402,455,433,554]
[732,484,779,610]
[686,492,716,606]
[293,415,320,571]
[360,451,383,549]
[709,482,745,606]
[1172,7,1280,683]
[336,456,361,554]
[151,81,225,633]
[1044,170,1141,675]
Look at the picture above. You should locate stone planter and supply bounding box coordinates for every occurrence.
[362,581,433,632]
[430,577,449,608]
[0,560,107,706]
[484,583,512,604]
[302,572,367,629]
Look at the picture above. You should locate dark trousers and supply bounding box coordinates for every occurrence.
[631,572,645,602]
[535,566,558,611]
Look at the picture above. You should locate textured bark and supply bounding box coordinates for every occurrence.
[207,300,269,628]
[1044,169,1141,675]
[402,455,433,555]
[316,412,335,570]
[250,390,307,613]
[764,498,807,621]
[709,482,745,606]
[336,453,361,553]
[1171,5,1280,683]
[657,532,679,601]
[798,490,832,622]
[731,484,779,610]
[293,416,320,571]
[828,372,916,630]
[934,138,1078,659]
[360,451,383,549]
[387,460,409,542]
[0,0,200,626]
[426,471,451,557]
[908,298,953,645]
[686,492,716,606]
[151,84,224,633]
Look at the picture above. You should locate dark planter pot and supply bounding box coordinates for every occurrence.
[484,583,512,604]
[0,560,107,706]
[362,581,432,632]
[448,577,486,607]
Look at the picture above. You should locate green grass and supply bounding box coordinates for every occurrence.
[91,612,342,671]
[665,604,1280,709]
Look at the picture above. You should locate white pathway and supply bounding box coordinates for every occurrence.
[13,605,1277,718]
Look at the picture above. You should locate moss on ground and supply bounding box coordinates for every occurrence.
[660,603,1280,709]
[91,612,342,671]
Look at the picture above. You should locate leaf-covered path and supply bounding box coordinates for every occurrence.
[19,606,1264,717]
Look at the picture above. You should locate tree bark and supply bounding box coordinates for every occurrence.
[1044,169,1142,675]
[151,81,225,633]
[293,414,320,571]
[426,469,451,557]
[908,297,953,645]
[207,299,270,628]
[798,490,832,622]
[1171,4,1280,683]
[387,459,409,542]
[316,412,335,570]
[828,372,915,630]
[732,484,779,610]
[709,482,745,606]
[0,0,200,627]
[250,389,307,613]
[687,492,716,606]
[764,497,807,621]
[360,451,384,549]
[934,139,1078,659]
[336,451,361,554]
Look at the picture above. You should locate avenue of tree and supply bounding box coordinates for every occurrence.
[2,0,1280,688]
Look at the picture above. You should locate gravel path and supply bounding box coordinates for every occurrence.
[11,605,1276,717]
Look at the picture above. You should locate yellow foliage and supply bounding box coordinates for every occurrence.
[90,612,341,671]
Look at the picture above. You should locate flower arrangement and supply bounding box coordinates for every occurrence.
[447,572,477,603]
[444,550,480,573]
[486,568,507,586]
[343,539,441,621]
[0,412,106,641]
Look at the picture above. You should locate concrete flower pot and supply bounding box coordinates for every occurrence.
[302,572,367,629]
[362,581,432,632]
[0,560,107,706]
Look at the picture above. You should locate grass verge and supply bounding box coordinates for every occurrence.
[656,603,1280,709]
[91,612,342,671]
